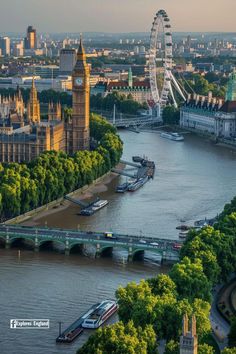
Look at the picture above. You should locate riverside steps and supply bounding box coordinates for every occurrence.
[0,225,181,263]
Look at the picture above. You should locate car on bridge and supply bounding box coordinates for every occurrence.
[150,242,159,247]
[104,232,118,240]
[172,243,182,250]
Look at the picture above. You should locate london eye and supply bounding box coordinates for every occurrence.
[149,10,186,115]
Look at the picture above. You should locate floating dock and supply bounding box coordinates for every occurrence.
[56,304,99,343]
[115,156,155,193]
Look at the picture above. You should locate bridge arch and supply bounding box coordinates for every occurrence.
[99,246,113,257]
[10,237,35,250]
[39,239,66,252]
[99,244,131,258]
[130,248,164,262]
[132,249,145,261]
[69,242,84,254]
[0,236,6,247]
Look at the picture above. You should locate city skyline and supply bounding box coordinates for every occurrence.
[0,0,236,33]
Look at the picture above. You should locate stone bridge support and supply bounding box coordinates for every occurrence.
[127,246,133,262]
[65,239,70,256]
[34,237,39,252]
[95,243,101,258]
[5,234,10,249]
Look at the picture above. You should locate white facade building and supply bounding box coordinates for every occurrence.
[180,93,236,139]
[180,73,236,140]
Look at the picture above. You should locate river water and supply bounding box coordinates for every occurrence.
[0,131,236,354]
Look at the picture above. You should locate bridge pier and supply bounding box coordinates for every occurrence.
[127,246,133,262]
[95,243,101,258]
[34,237,39,252]
[5,234,10,249]
[65,240,70,256]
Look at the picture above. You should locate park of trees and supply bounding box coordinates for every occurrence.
[0,88,146,115]
[0,113,123,221]
[90,91,147,115]
[77,197,236,354]
[180,73,226,98]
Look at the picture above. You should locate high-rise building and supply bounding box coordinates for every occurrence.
[180,314,198,354]
[59,49,77,75]
[67,36,90,153]
[24,26,37,49]
[13,41,24,57]
[128,67,133,87]
[0,37,10,56]
[134,46,139,55]
[139,46,146,56]
[27,78,40,123]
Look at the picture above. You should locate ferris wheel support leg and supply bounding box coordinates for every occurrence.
[169,84,178,108]
[156,104,161,119]
[170,72,186,102]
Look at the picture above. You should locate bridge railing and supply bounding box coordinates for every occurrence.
[0,225,182,247]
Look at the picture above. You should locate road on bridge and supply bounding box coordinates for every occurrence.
[0,225,182,253]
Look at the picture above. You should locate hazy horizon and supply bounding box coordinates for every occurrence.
[0,0,235,33]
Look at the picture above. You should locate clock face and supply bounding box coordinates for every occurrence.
[75,77,83,86]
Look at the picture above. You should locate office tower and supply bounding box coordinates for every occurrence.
[24,26,37,49]
[59,48,77,75]
[134,46,139,55]
[0,37,10,56]
[13,41,24,57]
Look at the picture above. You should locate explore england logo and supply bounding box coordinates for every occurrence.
[10,319,50,329]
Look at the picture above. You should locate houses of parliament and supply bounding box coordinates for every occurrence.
[0,37,90,163]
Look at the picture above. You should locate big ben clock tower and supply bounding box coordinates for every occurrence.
[70,36,90,153]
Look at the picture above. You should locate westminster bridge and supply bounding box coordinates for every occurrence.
[0,225,181,263]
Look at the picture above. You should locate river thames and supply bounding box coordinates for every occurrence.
[0,130,236,354]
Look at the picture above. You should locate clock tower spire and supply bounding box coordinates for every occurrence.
[69,34,90,153]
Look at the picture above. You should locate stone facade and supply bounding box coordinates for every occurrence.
[27,77,41,123]
[0,37,90,163]
[66,36,90,154]
[179,314,198,354]
[106,68,151,104]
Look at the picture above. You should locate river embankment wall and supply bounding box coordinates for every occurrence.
[3,171,112,226]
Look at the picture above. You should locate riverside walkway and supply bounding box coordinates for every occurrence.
[0,225,181,262]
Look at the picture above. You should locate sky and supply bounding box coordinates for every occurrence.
[0,0,236,33]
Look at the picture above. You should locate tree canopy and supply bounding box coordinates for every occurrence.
[90,91,147,115]
[77,321,158,354]
[228,316,236,348]
[162,106,180,125]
